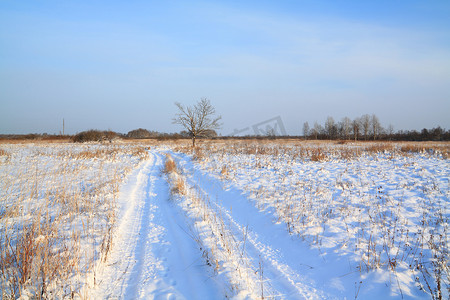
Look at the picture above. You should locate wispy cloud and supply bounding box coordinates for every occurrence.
[189,3,450,87]
[1,1,449,133]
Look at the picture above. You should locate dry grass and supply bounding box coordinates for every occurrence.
[364,143,395,154]
[176,139,450,298]
[310,148,327,161]
[400,144,433,154]
[193,147,205,161]
[163,156,177,174]
[218,141,449,161]
[71,149,120,159]
[220,166,228,176]
[171,177,185,195]
[0,139,72,145]
[398,142,450,159]
[163,154,185,195]
[0,142,149,298]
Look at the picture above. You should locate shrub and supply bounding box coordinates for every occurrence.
[126,128,158,139]
[163,156,177,174]
[72,130,118,143]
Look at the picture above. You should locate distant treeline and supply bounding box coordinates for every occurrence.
[0,130,191,142]
[1,120,449,142]
[0,134,68,141]
[302,114,450,141]
[71,129,195,142]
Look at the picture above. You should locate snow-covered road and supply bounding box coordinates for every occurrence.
[85,151,222,299]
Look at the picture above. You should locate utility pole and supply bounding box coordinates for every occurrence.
[63,118,65,136]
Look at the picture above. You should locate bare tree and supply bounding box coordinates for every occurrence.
[361,114,371,140]
[341,117,352,140]
[387,124,394,140]
[352,118,361,141]
[313,121,322,140]
[303,122,310,139]
[371,114,381,140]
[325,116,337,139]
[173,98,221,147]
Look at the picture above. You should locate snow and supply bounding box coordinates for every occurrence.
[1,141,448,299]
[183,141,449,299]
[171,151,331,299]
[85,151,223,299]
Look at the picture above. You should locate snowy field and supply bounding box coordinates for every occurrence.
[0,142,149,298]
[1,140,448,299]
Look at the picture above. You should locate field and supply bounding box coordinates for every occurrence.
[0,140,448,299]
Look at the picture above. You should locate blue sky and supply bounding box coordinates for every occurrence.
[1,0,449,135]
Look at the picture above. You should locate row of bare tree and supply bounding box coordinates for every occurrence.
[303,115,449,141]
[303,114,384,140]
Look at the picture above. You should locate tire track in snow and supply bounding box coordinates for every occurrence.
[172,152,334,299]
[83,153,157,298]
[124,151,166,298]
[134,151,222,299]
[85,151,222,299]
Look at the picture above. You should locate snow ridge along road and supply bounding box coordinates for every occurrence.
[85,151,222,299]
[171,152,333,299]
